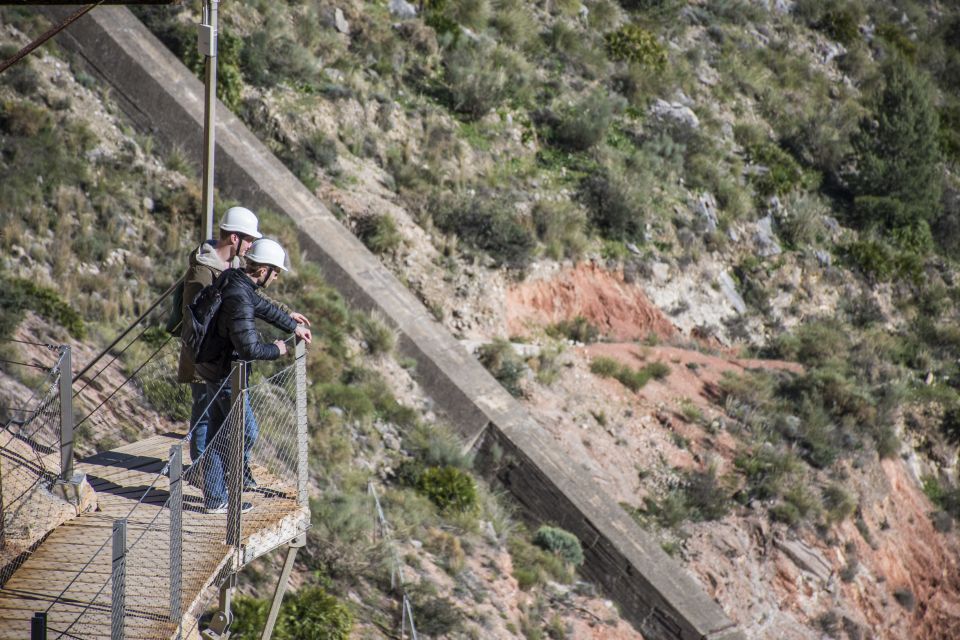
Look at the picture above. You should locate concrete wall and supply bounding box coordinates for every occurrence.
[44,7,744,639]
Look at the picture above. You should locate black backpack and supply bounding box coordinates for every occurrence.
[184,271,230,364]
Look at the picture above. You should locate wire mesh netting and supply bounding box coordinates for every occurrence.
[0,339,310,638]
[0,347,67,588]
[73,336,191,452]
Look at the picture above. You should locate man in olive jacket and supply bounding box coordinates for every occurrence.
[177,206,308,465]
[195,238,311,513]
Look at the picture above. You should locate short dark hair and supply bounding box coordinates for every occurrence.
[244,260,269,274]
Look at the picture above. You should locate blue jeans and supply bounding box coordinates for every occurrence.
[201,379,259,507]
[188,383,210,462]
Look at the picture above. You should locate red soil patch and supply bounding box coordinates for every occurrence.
[507,263,676,341]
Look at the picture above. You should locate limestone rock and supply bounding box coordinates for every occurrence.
[717,271,747,314]
[648,99,699,135]
[753,216,782,258]
[389,0,417,19]
[334,8,350,34]
[775,537,832,584]
[694,193,719,235]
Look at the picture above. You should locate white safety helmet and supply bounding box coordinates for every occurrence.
[219,206,262,239]
[245,238,289,272]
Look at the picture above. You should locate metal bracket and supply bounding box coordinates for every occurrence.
[197,23,216,58]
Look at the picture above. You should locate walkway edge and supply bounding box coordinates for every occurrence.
[45,7,745,639]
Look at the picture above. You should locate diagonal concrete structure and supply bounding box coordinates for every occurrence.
[44,7,745,639]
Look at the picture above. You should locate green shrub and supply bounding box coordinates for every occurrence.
[439,41,532,120]
[590,356,621,377]
[230,587,352,640]
[406,585,465,636]
[549,90,625,152]
[354,213,402,255]
[683,466,731,521]
[430,193,536,268]
[478,338,527,397]
[822,484,856,525]
[849,55,941,229]
[580,162,646,241]
[547,316,600,344]
[770,501,801,526]
[283,586,354,640]
[353,311,396,357]
[508,532,573,588]
[533,526,584,566]
[0,276,86,339]
[604,24,667,68]
[531,200,589,260]
[417,466,479,512]
[745,141,814,198]
[814,6,862,46]
[735,446,801,501]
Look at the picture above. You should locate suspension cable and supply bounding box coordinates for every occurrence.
[73,335,173,432]
[0,1,107,75]
[0,357,49,369]
[74,276,184,384]
[73,322,153,398]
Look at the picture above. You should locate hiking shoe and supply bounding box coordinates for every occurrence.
[204,501,253,514]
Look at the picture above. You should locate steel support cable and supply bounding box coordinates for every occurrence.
[72,322,153,399]
[74,276,184,385]
[0,338,60,350]
[0,1,106,75]
[0,357,50,369]
[73,335,173,432]
[8,349,66,476]
[43,371,232,617]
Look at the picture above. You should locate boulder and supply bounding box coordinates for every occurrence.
[694,192,719,235]
[334,8,350,34]
[753,215,782,258]
[389,0,418,19]
[648,99,699,138]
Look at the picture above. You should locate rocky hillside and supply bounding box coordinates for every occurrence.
[0,11,640,640]
[5,0,960,637]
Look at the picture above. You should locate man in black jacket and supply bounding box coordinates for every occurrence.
[196,238,311,514]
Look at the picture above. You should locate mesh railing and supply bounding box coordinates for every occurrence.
[0,344,69,588]
[22,346,309,640]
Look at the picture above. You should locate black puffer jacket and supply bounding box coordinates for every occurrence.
[195,268,297,382]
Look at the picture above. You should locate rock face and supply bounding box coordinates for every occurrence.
[753,216,782,258]
[717,271,747,314]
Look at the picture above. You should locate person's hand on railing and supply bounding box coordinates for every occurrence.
[274,339,288,356]
[294,324,312,345]
[290,311,311,327]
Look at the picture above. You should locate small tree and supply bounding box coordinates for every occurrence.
[849,55,941,233]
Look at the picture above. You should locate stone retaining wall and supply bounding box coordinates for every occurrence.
[45,8,744,639]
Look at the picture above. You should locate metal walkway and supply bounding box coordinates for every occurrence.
[0,432,308,639]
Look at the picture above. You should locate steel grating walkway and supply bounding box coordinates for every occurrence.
[0,433,309,639]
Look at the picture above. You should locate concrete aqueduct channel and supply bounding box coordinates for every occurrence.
[43,7,745,639]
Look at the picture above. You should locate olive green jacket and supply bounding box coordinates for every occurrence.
[176,242,290,383]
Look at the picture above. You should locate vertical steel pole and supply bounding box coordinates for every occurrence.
[200,0,220,241]
[295,339,308,509]
[226,363,245,548]
[169,445,183,624]
[59,346,74,481]
[30,612,46,640]
[111,519,127,640]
